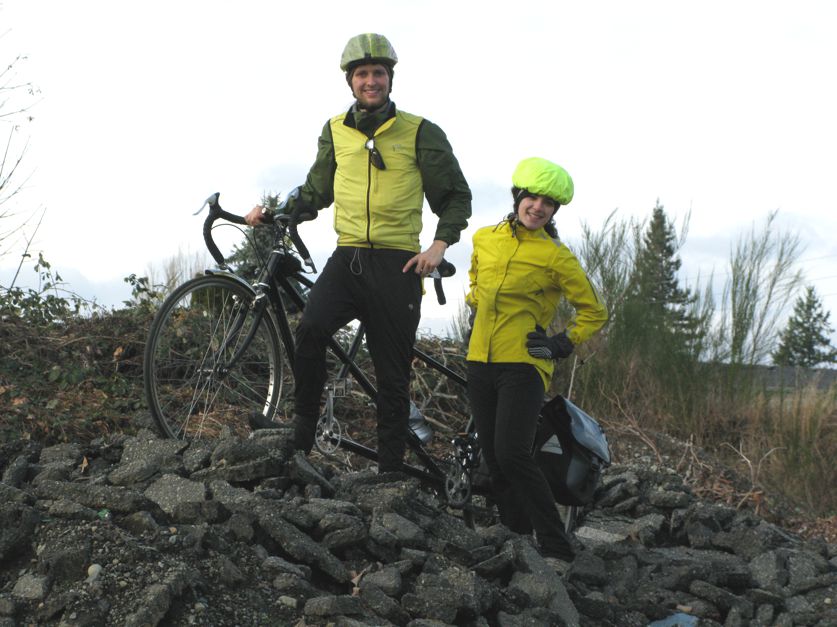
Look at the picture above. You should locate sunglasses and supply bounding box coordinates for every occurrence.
[365,138,386,170]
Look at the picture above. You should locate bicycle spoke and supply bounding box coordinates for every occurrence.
[144,276,286,440]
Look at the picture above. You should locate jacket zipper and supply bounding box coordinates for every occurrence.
[366,157,373,247]
[487,235,521,359]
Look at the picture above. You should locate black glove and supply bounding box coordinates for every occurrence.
[287,196,317,224]
[277,188,316,224]
[526,325,574,360]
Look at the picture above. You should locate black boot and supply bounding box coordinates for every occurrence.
[248,411,276,431]
[292,414,317,453]
[539,520,577,562]
[377,435,406,473]
[539,535,576,561]
[493,483,533,535]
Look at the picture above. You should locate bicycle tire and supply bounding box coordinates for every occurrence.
[144,275,288,439]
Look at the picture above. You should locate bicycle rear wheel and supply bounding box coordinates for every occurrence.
[144,275,287,439]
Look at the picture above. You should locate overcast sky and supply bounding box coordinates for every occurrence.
[2,0,836,341]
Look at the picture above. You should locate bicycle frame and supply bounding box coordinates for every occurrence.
[321,320,478,492]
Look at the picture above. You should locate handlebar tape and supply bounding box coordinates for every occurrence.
[288,223,315,271]
[202,193,247,266]
[437,259,456,278]
[433,259,456,305]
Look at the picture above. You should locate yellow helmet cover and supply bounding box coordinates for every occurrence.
[512,157,574,206]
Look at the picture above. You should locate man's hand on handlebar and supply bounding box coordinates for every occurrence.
[244,205,272,226]
[403,240,448,277]
[243,190,316,227]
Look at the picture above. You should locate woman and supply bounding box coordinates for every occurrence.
[465,157,608,560]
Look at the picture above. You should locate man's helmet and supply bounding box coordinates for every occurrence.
[512,157,574,207]
[340,33,398,73]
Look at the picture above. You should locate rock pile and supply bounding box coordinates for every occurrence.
[1,426,836,626]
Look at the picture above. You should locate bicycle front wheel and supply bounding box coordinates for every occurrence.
[144,275,287,439]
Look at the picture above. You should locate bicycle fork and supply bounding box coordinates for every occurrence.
[205,295,268,376]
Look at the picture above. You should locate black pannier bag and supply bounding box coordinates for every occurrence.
[534,395,610,506]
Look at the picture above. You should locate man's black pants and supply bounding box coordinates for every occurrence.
[292,246,422,471]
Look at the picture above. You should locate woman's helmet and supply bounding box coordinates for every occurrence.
[511,157,574,207]
[340,33,398,73]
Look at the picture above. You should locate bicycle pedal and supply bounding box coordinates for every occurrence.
[330,378,351,397]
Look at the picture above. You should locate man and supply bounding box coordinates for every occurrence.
[245,33,472,471]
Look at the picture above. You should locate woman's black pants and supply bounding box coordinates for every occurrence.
[467,361,571,552]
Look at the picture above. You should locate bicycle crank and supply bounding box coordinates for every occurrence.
[315,414,342,454]
[443,462,472,508]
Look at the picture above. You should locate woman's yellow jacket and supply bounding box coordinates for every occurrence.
[465,220,608,389]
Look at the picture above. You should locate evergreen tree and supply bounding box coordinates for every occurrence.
[227,193,280,279]
[627,201,700,345]
[772,286,837,367]
[602,201,708,423]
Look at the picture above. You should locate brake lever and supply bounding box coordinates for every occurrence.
[194,192,220,216]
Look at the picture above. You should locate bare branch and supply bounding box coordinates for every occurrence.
[6,206,45,287]
[1,127,30,203]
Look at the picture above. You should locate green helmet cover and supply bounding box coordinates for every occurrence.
[340,33,398,71]
[512,157,574,206]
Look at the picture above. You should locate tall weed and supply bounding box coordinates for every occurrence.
[760,378,837,512]
[557,206,834,514]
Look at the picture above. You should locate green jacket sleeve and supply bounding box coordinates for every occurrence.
[416,120,472,246]
[288,121,336,214]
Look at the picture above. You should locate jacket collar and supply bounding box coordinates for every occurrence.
[497,218,549,240]
[344,100,396,137]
